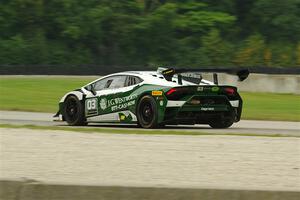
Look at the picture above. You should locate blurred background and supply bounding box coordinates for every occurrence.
[0,0,300,74]
[0,2,299,198]
[0,0,299,121]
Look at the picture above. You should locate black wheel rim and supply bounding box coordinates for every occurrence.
[140,101,154,125]
[66,98,78,121]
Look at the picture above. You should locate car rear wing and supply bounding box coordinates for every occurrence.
[158,67,250,85]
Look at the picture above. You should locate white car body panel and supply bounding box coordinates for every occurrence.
[229,100,239,108]
[59,71,214,103]
[166,101,186,107]
[59,91,84,103]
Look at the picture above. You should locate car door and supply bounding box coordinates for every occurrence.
[85,75,141,122]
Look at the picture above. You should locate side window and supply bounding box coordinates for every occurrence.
[93,77,110,91]
[88,77,115,91]
[125,76,143,87]
[107,75,127,89]
[134,76,143,84]
[104,79,113,88]
[88,75,136,92]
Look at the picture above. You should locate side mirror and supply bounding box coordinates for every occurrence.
[85,85,97,95]
[90,85,97,95]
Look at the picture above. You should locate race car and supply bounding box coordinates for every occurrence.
[54,67,249,128]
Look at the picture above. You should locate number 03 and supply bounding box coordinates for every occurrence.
[86,99,97,110]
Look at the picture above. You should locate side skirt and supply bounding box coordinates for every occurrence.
[86,110,137,123]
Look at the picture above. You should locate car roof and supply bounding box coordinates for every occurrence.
[85,71,213,87]
[104,71,179,86]
[117,71,214,86]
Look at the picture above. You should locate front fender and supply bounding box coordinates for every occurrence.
[56,90,85,120]
[59,90,84,103]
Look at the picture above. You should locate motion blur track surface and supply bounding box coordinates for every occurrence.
[0,111,299,136]
[1,127,300,199]
[1,110,300,200]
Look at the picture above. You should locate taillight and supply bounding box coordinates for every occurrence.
[166,88,177,95]
[225,87,235,95]
[165,87,191,100]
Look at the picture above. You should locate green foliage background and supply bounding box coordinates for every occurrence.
[0,0,300,67]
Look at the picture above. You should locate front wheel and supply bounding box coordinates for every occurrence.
[62,95,87,126]
[136,95,158,128]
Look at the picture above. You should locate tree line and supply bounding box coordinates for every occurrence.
[0,0,300,68]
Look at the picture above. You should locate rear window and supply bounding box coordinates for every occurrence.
[125,76,143,86]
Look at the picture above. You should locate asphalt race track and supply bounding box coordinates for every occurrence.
[0,110,299,136]
[1,127,300,193]
[1,110,300,199]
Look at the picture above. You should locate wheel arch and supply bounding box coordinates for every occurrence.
[60,93,87,126]
[59,90,85,103]
[58,90,86,119]
[135,91,167,125]
[134,91,153,114]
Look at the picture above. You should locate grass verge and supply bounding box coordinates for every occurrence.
[0,76,94,113]
[240,92,300,121]
[0,123,296,138]
[0,76,299,121]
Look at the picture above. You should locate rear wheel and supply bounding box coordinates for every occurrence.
[137,95,158,128]
[62,95,87,126]
[209,118,233,129]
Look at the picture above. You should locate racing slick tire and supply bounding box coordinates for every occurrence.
[137,95,158,129]
[209,118,234,129]
[62,95,87,126]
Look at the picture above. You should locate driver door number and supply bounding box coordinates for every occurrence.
[86,98,98,116]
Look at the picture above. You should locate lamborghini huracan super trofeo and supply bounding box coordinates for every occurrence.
[54,67,249,128]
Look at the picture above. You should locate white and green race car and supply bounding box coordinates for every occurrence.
[54,67,249,128]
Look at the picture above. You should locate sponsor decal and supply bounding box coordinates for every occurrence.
[211,87,219,92]
[201,107,215,111]
[119,113,126,120]
[190,99,201,105]
[111,100,135,112]
[197,87,204,91]
[163,69,174,74]
[159,100,164,106]
[107,94,137,107]
[119,112,133,122]
[152,90,163,96]
[182,73,201,79]
[100,98,107,110]
[101,94,138,112]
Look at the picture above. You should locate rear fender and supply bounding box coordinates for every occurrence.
[135,90,168,124]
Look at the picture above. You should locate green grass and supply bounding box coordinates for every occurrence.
[0,76,299,121]
[0,76,95,112]
[240,92,300,121]
[0,123,295,138]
